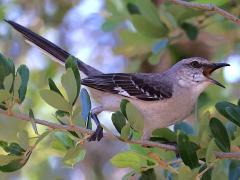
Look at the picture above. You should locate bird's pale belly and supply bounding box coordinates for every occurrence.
[89,87,196,140]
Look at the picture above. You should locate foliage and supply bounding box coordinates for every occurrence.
[0,0,240,179]
[0,51,239,178]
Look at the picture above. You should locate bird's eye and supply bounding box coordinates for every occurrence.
[190,61,201,68]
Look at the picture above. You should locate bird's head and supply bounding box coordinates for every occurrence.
[172,57,230,90]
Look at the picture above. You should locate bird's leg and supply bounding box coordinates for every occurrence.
[88,106,103,141]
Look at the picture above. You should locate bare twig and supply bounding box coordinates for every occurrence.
[215,152,240,159]
[1,109,240,159]
[167,0,240,25]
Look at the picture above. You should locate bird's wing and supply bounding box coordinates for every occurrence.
[82,73,173,101]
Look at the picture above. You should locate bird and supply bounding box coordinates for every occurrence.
[5,20,230,141]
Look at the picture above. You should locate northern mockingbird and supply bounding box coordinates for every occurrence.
[5,20,230,141]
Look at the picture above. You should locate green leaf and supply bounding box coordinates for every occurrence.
[0,155,20,166]
[232,135,240,146]
[54,132,74,149]
[61,68,78,105]
[209,118,230,152]
[0,89,11,102]
[120,99,129,117]
[181,22,198,40]
[35,131,50,146]
[0,150,32,172]
[114,30,156,57]
[80,88,91,123]
[225,106,240,127]
[3,74,13,92]
[178,165,197,180]
[112,111,126,133]
[177,132,200,169]
[148,52,162,65]
[65,56,81,105]
[120,124,131,140]
[55,110,69,117]
[126,102,144,133]
[63,145,86,166]
[7,143,26,156]
[199,164,213,180]
[126,2,140,15]
[48,78,63,97]
[151,128,176,142]
[13,73,21,100]
[72,106,85,128]
[131,15,168,38]
[40,89,71,112]
[102,16,123,32]
[110,151,147,171]
[133,0,161,25]
[29,109,39,135]
[206,139,219,164]
[0,53,15,89]
[0,141,25,156]
[215,101,236,120]
[16,65,29,103]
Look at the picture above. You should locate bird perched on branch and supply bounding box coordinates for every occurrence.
[5,20,229,141]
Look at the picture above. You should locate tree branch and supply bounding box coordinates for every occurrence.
[167,0,240,25]
[1,109,240,159]
[215,152,240,159]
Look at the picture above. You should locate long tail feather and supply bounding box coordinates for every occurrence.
[5,20,102,76]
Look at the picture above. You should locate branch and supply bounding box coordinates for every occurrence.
[215,152,240,159]
[1,109,240,159]
[167,0,240,25]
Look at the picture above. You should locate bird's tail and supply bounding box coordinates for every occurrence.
[5,20,102,76]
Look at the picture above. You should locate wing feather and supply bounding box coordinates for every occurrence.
[81,73,173,101]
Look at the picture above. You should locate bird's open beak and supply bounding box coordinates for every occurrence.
[203,63,230,88]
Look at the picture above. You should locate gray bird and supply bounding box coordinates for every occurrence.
[5,20,230,141]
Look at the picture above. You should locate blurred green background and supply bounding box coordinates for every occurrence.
[0,0,239,179]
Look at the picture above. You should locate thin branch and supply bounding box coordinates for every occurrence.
[1,109,240,159]
[215,152,240,159]
[167,0,240,25]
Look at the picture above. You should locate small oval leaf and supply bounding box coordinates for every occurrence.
[65,56,81,105]
[126,103,144,133]
[209,118,230,152]
[120,124,131,140]
[120,99,129,117]
[177,132,200,169]
[111,151,147,171]
[3,74,13,92]
[17,65,29,103]
[80,88,91,123]
[225,106,240,127]
[40,89,71,112]
[112,111,126,133]
[61,68,78,105]
[48,78,63,97]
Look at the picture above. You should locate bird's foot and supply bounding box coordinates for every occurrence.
[88,125,103,141]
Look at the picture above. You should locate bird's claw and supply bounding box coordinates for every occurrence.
[88,125,103,141]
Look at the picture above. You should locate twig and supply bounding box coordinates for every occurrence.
[1,109,240,159]
[215,152,240,159]
[167,0,240,25]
